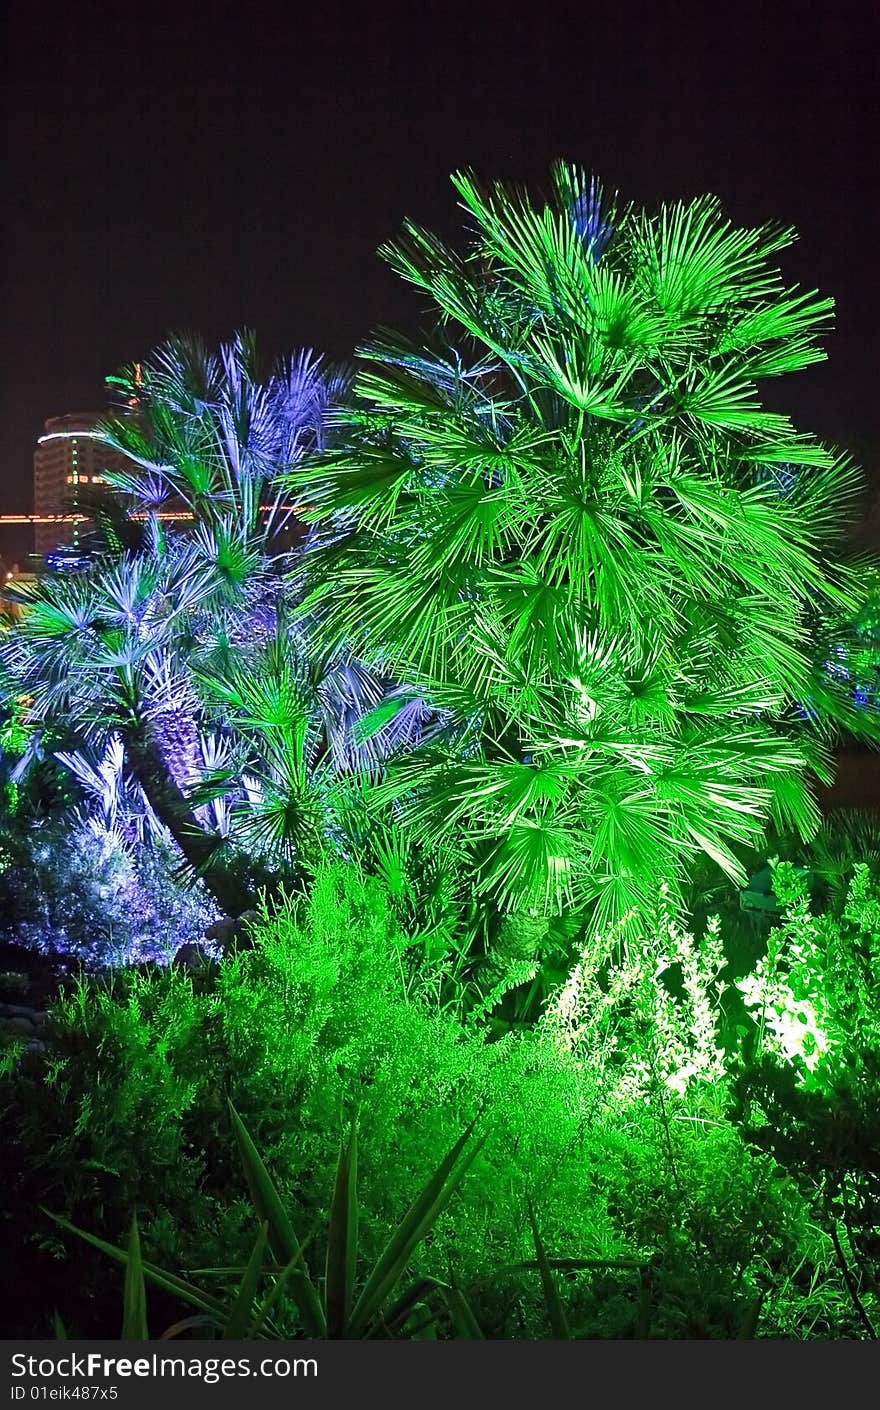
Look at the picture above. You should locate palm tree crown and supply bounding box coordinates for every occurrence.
[3,335,365,914]
[292,164,876,938]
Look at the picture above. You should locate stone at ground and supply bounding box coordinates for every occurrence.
[171,942,217,970]
[0,940,76,1010]
[2,1016,37,1038]
[0,971,29,997]
[0,1002,47,1024]
[203,909,260,952]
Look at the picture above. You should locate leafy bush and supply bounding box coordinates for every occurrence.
[0,817,218,966]
[732,861,880,1336]
[2,863,860,1338]
[55,1106,486,1340]
[736,860,880,1071]
[545,883,727,1103]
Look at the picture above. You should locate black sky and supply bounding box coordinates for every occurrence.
[2,1,878,556]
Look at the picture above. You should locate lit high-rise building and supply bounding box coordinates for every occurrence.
[32,412,136,556]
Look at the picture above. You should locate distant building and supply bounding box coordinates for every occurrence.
[32,411,136,555]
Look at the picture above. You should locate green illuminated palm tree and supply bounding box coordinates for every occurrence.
[293,165,877,956]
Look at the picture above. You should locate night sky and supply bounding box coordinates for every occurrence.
[2,1,878,558]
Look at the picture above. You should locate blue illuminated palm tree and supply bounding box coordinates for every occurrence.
[101,332,343,546]
[2,335,390,914]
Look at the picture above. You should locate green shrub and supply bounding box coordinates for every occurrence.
[1,863,858,1337]
[732,861,880,1337]
[0,817,218,966]
[544,883,727,1104]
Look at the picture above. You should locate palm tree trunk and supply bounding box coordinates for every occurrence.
[121,721,254,916]
[485,910,550,982]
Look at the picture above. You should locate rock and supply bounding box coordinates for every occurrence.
[0,1003,46,1023]
[203,909,260,952]
[171,942,214,970]
[2,1016,36,1038]
[204,916,237,944]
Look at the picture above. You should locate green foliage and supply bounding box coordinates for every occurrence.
[121,1218,149,1340]
[801,809,880,907]
[51,1105,484,1339]
[3,862,861,1338]
[344,803,476,968]
[737,861,880,1075]
[447,1207,650,1340]
[0,683,35,816]
[732,862,880,1335]
[0,698,33,760]
[525,1196,573,1338]
[294,164,878,951]
[545,883,727,1102]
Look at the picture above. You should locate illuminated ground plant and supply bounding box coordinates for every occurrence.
[294,165,879,963]
[732,861,880,1337]
[7,862,868,1338]
[545,885,727,1103]
[738,859,880,1076]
